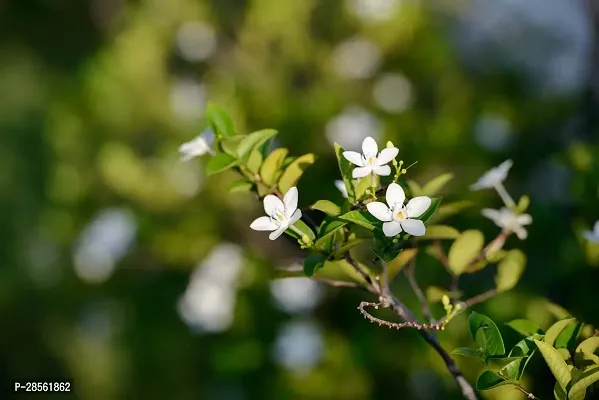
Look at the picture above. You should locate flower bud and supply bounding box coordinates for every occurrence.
[386,141,395,148]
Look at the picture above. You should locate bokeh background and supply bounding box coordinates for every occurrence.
[2,0,599,399]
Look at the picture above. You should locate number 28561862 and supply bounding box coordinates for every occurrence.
[14,382,71,393]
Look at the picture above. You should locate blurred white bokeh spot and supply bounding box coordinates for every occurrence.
[273,320,324,374]
[473,114,512,152]
[326,106,381,149]
[373,73,413,113]
[270,275,324,314]
[163,155,203,197]
[331,37,381,79]
[346,0,400,22]
[175,21,217,62]
[170,77,206,121]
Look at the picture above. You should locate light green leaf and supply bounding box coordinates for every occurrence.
[555,322,583,350]
[469,312,505,357]
[557,348,571,361]
[426,286,450,303]
[332,239,364,259]
[506,319,543,337]
[554,380,568,400]
[237,129,278,161]
[315,219,347,251]
[339,210,381,231]
[534,340,572,391]
[448,230,485,276]
[421,225,460,240]
[260,148,289,186]
[429,201,474,224]
[311,200,341,217]
[576,337,599,355]
[515,195,530,214]
[387,248,418,280]
[407,180,422,197]
[354,176,373,200]
[475,371,517,390]
[303,254,325,277]
[488,356,526,369]
[421,173,454,196]
[205,102,236,138]
[495,249,526,292]
[247,149,263,174]
[206,153,239,175]
[290,220,316,241]
[416,197,442,224]
[220,135,245,157]
[544,318,576,346]
[451,347,481,358]
[334,143,356,202]
[278,153,316,194]
[228,180,253,192]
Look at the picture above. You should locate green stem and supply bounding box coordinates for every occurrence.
[494,182,515,208]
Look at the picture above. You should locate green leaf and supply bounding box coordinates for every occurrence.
[576,337,599,355]
[574,351,599,369]
[515,195,530,214]
[451,347,481,358]
[469,312,505,357]
[260,148,289,186]
[311,200,341,216]
[290,219,316,241]
[506,319,543,337]
[421,173,454,196]
[495,249,526,292]
[334,143,356,202]
[387,248,418,280]
[220,135,245,157]
[205,103,236,138]
[237,129,278,161]
[315,219,347,251]
[228,180,253,192]
[246,149,263,174]
[426,286,450,303]
[487,356,526,369]
[429,201,474,224]
[534,340,572,391]
[475,371,517,390]
[421,225,460,240]
[502,336,539,380]
[332,239,364,259]
[407,180,422,197]
[416,197,442,223]
[339,210,381,231]
[354,176,373,200]
[554,380,568,400]
[544,318,576,346]
[278,153,316,194]
[448,230,485,276]
[303,255,325,277]
[555,322,583,350]
[206,153,239,175]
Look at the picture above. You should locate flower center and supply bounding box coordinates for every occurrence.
[368,156,376,166]
[274,209,286,222]
[391,205,407,221]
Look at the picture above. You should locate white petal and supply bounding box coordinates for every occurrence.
[250,216,278,231]
[401,219,426,236]
[367,202,393,222]
[383,221,403,237]
[335,180,348,198]
[289,209,302,225]
[373,165,391,176]
[352,166,372,179]
[386,183,405,208]
[594,220,599,235]
[269,225,287,240]
[263,195,284,217]
[517,214,533,226]
[514,227,528,240]
[481,208,502,225]
[362,136,378,157]
[283,187,299,213]
[406,196,432,218]
[497,159,513,176]
[376,147,399,165]
[584,231,599,243]
[343,151,364,166]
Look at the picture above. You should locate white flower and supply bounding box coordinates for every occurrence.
[250,187,303,240]
[583,220,599,243]
[179,129,215,161]
[343,136,399,179]
[481,207,532,240]
[366,183,431,237]
[470,160,513,191]
[335,180,348,199]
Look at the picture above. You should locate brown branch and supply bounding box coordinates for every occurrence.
[404,254,435,323]
[314,277,362,289]
[462,289,498,309]
[358,301,444,331]
[514,385,541,400]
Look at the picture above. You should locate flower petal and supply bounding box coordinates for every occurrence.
[401,219,426,236]
[289,209,302,225]
[343,151,364,166]
[250,216,278,231]
[497,159,513,176]
[352,166,372,179]
[406,196,431,218]
[335,180,348,198]
[283,187,298,213]
[383,221,403,237]
[376,147,399,165]
[517,213,533,226]
[366,202,393,222]
[514,227,528,240]
[373,165,391,176]
[269,225,287,240]
[362,136,378,157]
[481,208,502,225]
[386,183,405,208]
[264,195,284,217]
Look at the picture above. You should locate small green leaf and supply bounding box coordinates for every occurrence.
[205,103,236,138]
[303,254,325,277]
[555,322,583,350]
[334,143,356,202]
[506,319,543,337]
[228,180,253,192]
[237,129,278,161]
[544,318,576,346]
[311,200,341,217]
[421,173,454,196]
[495,249,526,292]
[206,153,239,175]
[407,180,422,197]
[451,347,481,358]
[354,176,373,200]
[220,135,245,157]
[515,195,530,214]
[332,239,364,259]
[315,219,347,251]
[247,149,263,174]
[426,286,450,303]
[488,356,526,369]
[416,197,442,223]
[475,371,517,390]
[576,337,599,355]
[387,248,418,280]
[260,148,289,186]
[469,312,505,357]
[421,225,460,240]
[290,220,316,241]
[448,230,485,276]
[339,210,381,231]
[278,153,316,194]
[502,336,539,380]
[534,340,572,391]
[429,201,474,224]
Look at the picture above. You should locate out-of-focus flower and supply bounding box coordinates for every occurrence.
[250,187,302,240]
[583,221,599,243]
[482,207,532,239]
[335,180,348,198]
[343,136,398,179]
[179,130,215,161]
[470,160,513,191]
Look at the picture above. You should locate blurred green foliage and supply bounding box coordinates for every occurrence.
[1,0,599,399]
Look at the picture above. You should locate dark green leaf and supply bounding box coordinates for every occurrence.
[488,356,526,369]
[339,210,381,231]
[333,143,356,202]
[311,200,341,216]
[451,347,481,358]
[506,319,543,337]
[278,154,316,194]
[502,336,539,380]
[332,239,364,259]
[469,312,505,357]
[303,255,325,277]
[206,153,239,175]
[475,371,517,390]
[237,129,278,161]
[260,148,289,186]
[315,219,347,251]
[428,201,474,224]
[205,103,236,138]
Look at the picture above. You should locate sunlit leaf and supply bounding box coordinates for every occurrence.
[495,249,526,292]
[421,225,459,240]
[206,153,239,175]
[421,173,454,196]
[228,180,253,192]
[354,176,373,200]
[506,319,543,337]
[246,149,263,174]
[332,239,364,259]
[469,312,505,357]
[428,201,474,224]
[475,371,517,390]
[237,129,278,161]
[334,143,355,202]
[311,200,341,216]
[555,321,583,350]
[576,337,599,355]
[261,148,289,186]
[544,318,576,346]
[534,340,572,391]
[407,180,422,197]
[448,230,484,275]
[339,210,381,231]
[286,220,316,241]
[426,286,450,303]
[387,248,418,280]
[220,135,245,157]
[568,366,599,400]
[278,153,316,194]
[205,102,236,138]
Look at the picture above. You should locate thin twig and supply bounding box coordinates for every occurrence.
[404,254,435,323]
[314,277,362,289]
[358,301,445,330]
[462,289,498,309]
[344,255,379,294]
[514,385,541,400]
